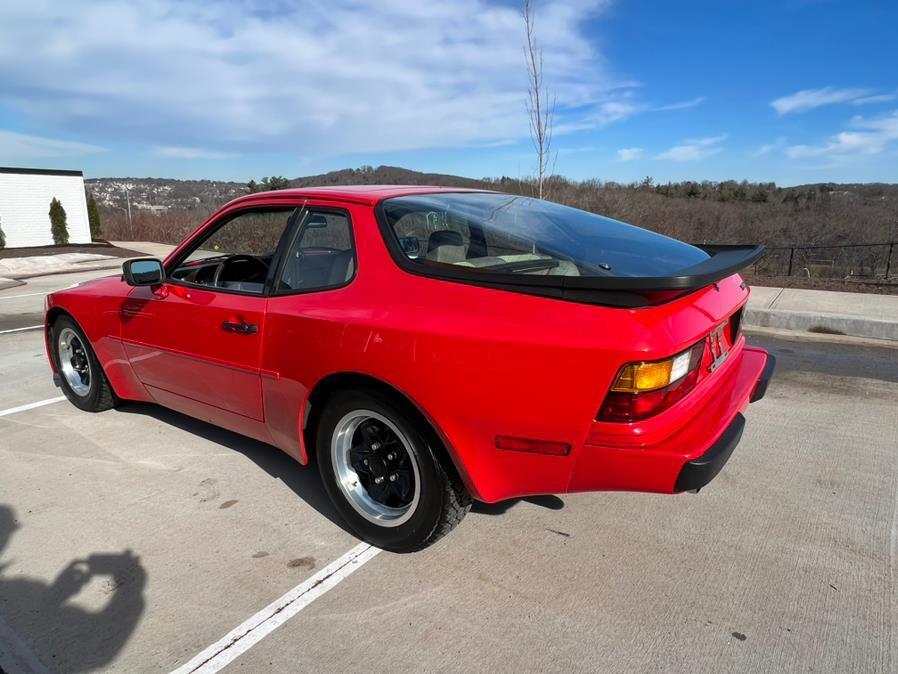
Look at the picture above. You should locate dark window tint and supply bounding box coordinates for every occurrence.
[381,193,709,278]
[277,211,355,291]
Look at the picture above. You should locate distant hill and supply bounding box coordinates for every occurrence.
[85,166,485,213]
[287,165,485,189]
[88,166,898,250]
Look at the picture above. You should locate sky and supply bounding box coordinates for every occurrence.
[0,0,896,186]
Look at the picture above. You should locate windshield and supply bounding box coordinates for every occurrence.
[380,192,709,278]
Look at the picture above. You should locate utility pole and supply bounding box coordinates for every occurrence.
[122,185,132,229]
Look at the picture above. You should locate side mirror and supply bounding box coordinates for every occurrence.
[399,236,420,257]
[123,258,164,286]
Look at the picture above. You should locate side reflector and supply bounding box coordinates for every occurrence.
[495,436,572,456]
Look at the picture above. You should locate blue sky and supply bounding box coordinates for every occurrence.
[0,0,896,185]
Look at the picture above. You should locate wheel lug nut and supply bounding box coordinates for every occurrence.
[386,453,394,461]
[371,442,381,451]
[363,459,369,466]
[389,474,397,482]
[374,476,384,484]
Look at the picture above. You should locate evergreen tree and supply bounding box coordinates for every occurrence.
[86,191,102,238]
[261,176,290,191]
[246,179,259,194]
[49,198,69,245]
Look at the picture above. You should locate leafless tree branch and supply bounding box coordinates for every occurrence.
[523,0,555,200]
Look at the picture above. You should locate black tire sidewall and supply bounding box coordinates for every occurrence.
[317,391,446,552]
[51,316,106,412]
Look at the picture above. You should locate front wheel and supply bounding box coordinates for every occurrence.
[317,391,471,552]
[51,316,116,412]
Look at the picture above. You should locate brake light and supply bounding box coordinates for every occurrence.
[597,342,705,422]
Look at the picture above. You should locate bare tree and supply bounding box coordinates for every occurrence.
[523,0,555,200]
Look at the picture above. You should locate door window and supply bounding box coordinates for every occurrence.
[276,210,355,292]
[170,208,298,294]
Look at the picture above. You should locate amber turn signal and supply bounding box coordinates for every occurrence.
[611,348,695,393]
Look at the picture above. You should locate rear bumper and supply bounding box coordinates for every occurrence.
[673,413,745,492]
[673,352,775,493]
[567,344,774,495]
[750,352,777,403]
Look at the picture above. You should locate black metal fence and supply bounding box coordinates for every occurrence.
[751,242,896,280]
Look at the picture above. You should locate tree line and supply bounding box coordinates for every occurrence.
[93,166,898,251]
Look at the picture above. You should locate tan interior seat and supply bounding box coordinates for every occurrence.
[426,230,467,264]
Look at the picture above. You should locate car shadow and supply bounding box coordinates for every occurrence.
[472,494,566,516]
[113,403,565,532]
[0,504,146,673]
[113,402,354,536]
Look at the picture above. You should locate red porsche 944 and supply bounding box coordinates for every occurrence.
[45,186,774,551]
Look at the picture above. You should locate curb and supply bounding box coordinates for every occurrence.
[5,261,125,281]
[0,277,26,291]
[744,307,898,342]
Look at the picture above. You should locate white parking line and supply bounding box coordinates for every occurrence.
[0,325,43,335]
[0,397,66,418]
[0,291,48,300]
[171,543,381,674]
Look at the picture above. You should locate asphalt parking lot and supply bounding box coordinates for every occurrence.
[1,269,896,673]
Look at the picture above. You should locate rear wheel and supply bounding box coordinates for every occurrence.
[51,316,115,412]
[317,390,470,552]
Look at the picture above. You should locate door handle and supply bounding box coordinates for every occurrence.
[222,320,258,335]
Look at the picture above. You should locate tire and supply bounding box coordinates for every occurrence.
[317,390,471,552]
[51,315,116,412]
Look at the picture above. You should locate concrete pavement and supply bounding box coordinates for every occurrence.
[108,241,178,260]
[0,242,176,290]
[746,285,898,341]
[1,327,895,672]
[0,262,896,672]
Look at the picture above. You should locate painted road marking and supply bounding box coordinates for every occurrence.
[171,543,381,674]
[0,291,49,300]
[0,397,66,418]
[0,325,43,334]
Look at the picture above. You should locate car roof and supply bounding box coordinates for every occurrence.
[232,185,496,207]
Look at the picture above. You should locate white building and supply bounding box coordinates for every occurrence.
[0,167,92,248]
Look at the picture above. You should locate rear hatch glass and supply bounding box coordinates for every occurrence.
[380,192,709,278]
[377,192,763,307]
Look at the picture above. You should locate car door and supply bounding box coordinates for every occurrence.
[121,206,299,421]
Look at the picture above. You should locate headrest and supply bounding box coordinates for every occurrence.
[427,230,464,251]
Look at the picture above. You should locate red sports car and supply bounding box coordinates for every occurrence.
[45,186,774,551]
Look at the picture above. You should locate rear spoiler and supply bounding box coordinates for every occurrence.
[558,243,765,307]
[398,244,764,308]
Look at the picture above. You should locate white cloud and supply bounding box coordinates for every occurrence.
[591,99,642,126]
[153,146,235,160]
[0,0,613,157]
[655,96,705,112]
[851,93,898,106]
[749,137,786,157]
[617,147,644,161]
[655,135,726,161]
[751,144,775,157]
[787,109,898,158]
[770,86,872,115]
[0,129,104,159]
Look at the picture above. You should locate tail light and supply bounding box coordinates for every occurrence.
[597,341,706,422]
